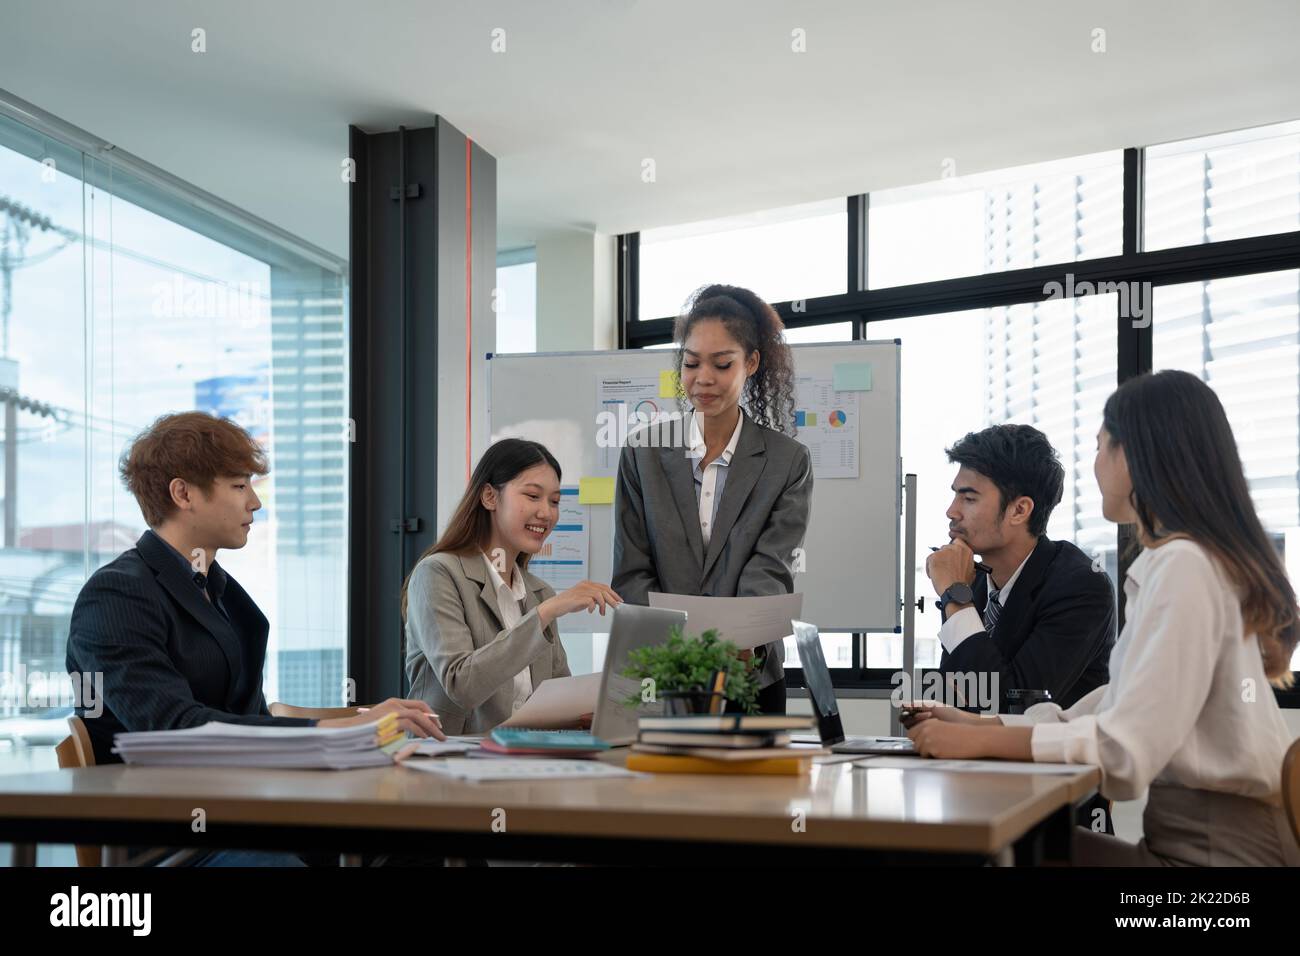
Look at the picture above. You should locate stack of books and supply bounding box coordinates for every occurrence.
[626,714,826,775]
[113,714,409,770]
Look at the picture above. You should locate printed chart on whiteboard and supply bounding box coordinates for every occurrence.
[793,375,860,479]
[594,376,670,477]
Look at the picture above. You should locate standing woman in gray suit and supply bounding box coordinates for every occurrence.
[403,439,622,733]
[613,284,813,714]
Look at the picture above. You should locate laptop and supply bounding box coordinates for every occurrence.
[789,620,916,755]
[591,604,689,746]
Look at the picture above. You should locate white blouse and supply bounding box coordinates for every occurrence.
[482,552,532,713]
[1001,538,1296,805]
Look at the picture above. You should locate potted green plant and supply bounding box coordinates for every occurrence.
[620,625,760,714]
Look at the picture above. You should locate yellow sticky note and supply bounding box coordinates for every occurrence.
[578,476,615,505]
[659,369,680,398]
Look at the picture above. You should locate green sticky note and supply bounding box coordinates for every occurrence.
[833,362,873,391]
[578,476,615,505]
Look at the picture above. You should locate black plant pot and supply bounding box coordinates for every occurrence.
[660,689,726,715]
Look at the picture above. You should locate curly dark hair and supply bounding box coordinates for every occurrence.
[671,284,797,434]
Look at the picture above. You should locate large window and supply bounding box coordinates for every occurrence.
[1154,269,1300,668]
[638,199,847,319]
[865,296,1118,669]
[1145,120,1300,251]
[496,248,537,353]
[868,151,1123,289]
[621,118,1300,694]
[0,104,348,771]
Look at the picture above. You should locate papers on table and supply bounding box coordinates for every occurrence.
[113,720,402,770]
[402,757,640,782]
[647,592,803,651]
[854,756,1084,775]
[401,737,480,757]
[501,672,602,729]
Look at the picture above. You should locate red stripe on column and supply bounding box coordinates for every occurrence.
[465,138,473,483]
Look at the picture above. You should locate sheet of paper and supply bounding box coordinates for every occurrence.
[792,374,860,479]
[527,486,589,596]
[501,672,603,728]
[647,592,804,651]
[402,757,640,782]
[401,738,480,757]
[853,756,1085,775]
[595,375,676,476]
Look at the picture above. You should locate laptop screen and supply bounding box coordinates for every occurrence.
[792,620,839,725]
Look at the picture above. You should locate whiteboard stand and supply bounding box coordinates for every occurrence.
[891,472,919,738]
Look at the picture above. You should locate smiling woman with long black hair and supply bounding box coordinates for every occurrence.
[904,370,1300,866]
[402,438,621,734]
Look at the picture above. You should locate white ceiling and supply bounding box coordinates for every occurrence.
[2,0,1298,261]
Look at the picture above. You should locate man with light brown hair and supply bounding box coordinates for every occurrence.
[67,411,442,769]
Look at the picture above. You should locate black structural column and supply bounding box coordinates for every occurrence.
[348,119,496,705]
[1115,146,1153,627]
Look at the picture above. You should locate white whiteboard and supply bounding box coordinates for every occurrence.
[485,342,901,633]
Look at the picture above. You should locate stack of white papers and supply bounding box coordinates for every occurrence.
[402,757,640,782]
[853,756,1084,775]
[113,721,403,770]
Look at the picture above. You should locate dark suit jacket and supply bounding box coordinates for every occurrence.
[939,536,1115,712]
[66,530,313,764]
[612,408,814,689]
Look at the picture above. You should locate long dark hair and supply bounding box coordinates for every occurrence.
[400,438,562,621]
[672,284,797,434]
[1103,370,1297,686]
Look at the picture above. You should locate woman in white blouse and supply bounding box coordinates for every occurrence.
[905,370,1299,866]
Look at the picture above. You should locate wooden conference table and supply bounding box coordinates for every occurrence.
[0,753,1099,866]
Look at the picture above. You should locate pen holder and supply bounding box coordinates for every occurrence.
[661,690,727,715]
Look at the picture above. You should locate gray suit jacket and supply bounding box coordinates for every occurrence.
[612,408,814,688]
[404,551,570,734]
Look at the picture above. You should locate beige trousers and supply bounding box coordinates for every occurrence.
[1072,783,1300,866]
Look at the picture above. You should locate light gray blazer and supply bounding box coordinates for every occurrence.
[612,408,814,689]
[404,551,571,734]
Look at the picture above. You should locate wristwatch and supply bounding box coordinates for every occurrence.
[936,582,975,620]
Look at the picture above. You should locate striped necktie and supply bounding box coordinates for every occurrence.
[984,588,1003,639]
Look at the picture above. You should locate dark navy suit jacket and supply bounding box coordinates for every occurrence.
[940,536,1116,712]
[66,530,314,764]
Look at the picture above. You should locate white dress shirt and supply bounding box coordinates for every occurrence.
[686,409,743,548]
[482,552,533,713]
[938,548,1033,654]
[1001,538,1297,805]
